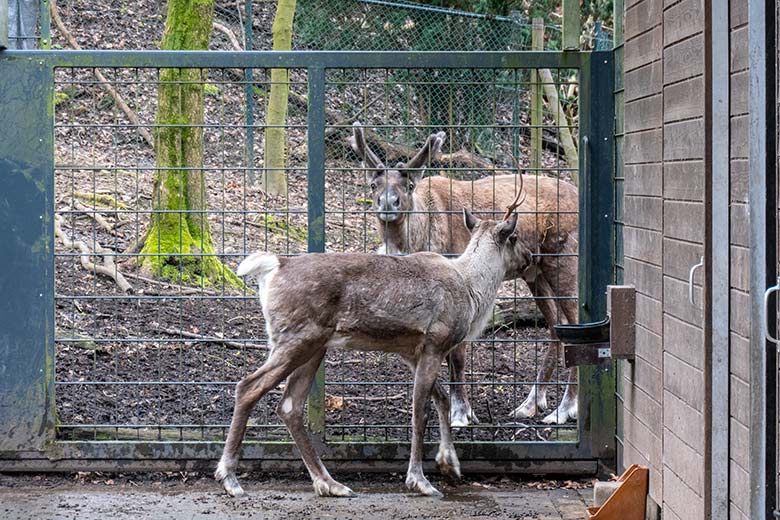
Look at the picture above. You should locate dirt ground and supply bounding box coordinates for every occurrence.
[0,473,593,520]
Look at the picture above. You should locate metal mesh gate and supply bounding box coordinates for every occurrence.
[1,50,614,472]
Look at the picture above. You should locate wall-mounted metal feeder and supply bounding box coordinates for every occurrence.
[556,285,636,368]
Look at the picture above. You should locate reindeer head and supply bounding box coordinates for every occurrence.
[349,122,445,223]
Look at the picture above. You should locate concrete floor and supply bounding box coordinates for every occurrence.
[0,474,593,520]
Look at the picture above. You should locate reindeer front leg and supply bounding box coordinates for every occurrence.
[447,343,479,427]
[406,352,444,497]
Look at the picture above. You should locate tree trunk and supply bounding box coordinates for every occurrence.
[263,0,296,196]
[141,0,241,288]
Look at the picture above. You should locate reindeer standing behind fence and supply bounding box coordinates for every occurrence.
[349,122,580,426]
[216,207,521,497]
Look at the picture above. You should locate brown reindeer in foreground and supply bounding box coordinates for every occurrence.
[216,204,523,497]
[349,122,579,425]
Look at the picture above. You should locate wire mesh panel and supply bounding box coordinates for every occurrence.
[53,66,309,442]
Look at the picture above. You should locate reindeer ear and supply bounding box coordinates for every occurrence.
[348,122,385,176]
[496,212,519,244]
[463,209,479,232]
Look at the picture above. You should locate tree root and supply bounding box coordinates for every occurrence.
[152,326,268,350]
[54,214,133,293]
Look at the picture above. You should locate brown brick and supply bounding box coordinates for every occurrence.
[730,245,749,291]
[730,289,750,338]
[625,129,663,164]
[729,417,749,471]
[664,77,703,122]
[625,163,663,196]
[664,390,704,453]
[663,428,704,495]
[626,26,663,72]
[664,119,705,160]
[625,257,663,299]
[730,460,751,518]
[663,237,703,281]
[730,25,748,72]
[730,0,747,28]
[730,114,749,158]
[625,226,663,265]
[664,34,704,84]
[663,466,704,520]
[636,325,663,367]
[664,160,704,201]
[637,292,663,335]
[664,352,704,410]
[730,71,748,115]
[625,61,663,101]
[663,200,704,242]
[730,332,749,382]
[663,0,704,46]
[730,159,748,202]
[664,314,704,369]
[622,377,664,434]
[625,94,663,133]
[625,0,662,40]
[625,195,663,230]
[729,374,750,426]
[730,203,749,247]
[663,275,703,327]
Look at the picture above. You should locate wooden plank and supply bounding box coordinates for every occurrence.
[728,374,750,426]
[530,18,543,172]
[625,61,663,101]
[663,119,705,160]
[729,245,749,291]
[729,0,747,29]
[729,202,748,247]
[729,70,748,115]
[562,0,580,50]
[663,200,704,242]
[625,163,663,196]
[625,94,663,132]
[621,378,664,431]
[664,352,704,411]
[664,428,705,494]
[663,34,704,84]
[664,314,705,369]
[729,25,748,72]
[663,237,704,280]
[729,331,750,384]
[625,26,662,71]
[729,114,749,158]
[625,256,663,299]
[624,195,663,230]
[729,159,748,201]
[636,292,663,335]
[663,391,705,454]
[663,0,704,46]
[728,417,750,469]
[663,275,704,327]
[729,289,750,338]
[636,324,663,367]
[625,0,661,39]
[663,76,704,122]
[664,160,705,201]
[625,128,663,163]
[624,226,663,265]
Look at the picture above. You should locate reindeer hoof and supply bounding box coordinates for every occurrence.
[450,403,478,428]
[313,478,356,497]
[406,473,443,497]
[436,447,461,481]
[218,473,245,497]
[542,400,578,425]
[510,393,548,419]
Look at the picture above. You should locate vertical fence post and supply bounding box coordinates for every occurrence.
[578,51,616,474]
[39,0,51,49]
[244,0,255,184]
[530,17,543,173]
[0,57,55,451]
[306,67,326,437]
[562,0,580,50]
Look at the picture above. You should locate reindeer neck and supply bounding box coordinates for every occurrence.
[453,238,507,329]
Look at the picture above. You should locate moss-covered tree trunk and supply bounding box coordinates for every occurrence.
[263,0,296,196]
[141,0,241,288]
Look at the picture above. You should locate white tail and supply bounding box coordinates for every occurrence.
[236,252,279,280]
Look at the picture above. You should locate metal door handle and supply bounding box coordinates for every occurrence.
[765,277,780,344]
[688,256,704,305]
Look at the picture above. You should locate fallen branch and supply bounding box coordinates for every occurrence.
[152,326,269,350]
[121,272,220,296]
[213,21,243,52]
[72,200,116,234]
[54,214,133,293]
[51,0,154,148]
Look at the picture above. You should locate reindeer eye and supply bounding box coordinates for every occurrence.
[370,182,377,191]
[408,181,415,191]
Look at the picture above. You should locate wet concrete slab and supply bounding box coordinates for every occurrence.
[0,474,592,520]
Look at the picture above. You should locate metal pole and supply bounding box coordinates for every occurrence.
[749,0,777,516]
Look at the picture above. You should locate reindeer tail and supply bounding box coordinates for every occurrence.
[236,252,280,281]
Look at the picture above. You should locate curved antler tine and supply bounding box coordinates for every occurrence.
[503,155,526,221]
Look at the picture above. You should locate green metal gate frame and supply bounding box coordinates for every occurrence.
[0,49,615,474]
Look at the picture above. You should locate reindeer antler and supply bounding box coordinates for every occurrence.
[503,155,527,221]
